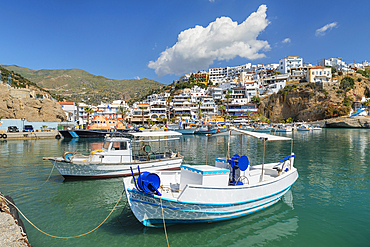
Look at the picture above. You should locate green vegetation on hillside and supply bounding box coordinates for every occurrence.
[0,66,65,101]
[1,65,164,105]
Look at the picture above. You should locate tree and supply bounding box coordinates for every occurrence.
[166,98,172,124]
[363,99,370,115]
[218,105,226,123]
[197,100,203,120]
[246,110,252,122]
[116,106,128,124]
[139,106,146,126]
[340,76,355,91]
[84,106,94,128]
[251,96,261,106]
[224,91,232,116]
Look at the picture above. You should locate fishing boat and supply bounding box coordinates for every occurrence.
[252,123,274,133]
[194,124,218,134]
[297,124,313,131]
[43,131,183,179]
[274,124,293,133]
[58,115,134,138]
[123,127,298,227]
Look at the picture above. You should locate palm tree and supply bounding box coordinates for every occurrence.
[363,99,370,115]
[197,100,203,120]
[224,91,232,123]
[139,106,146,126]
[219,105,226,123]
[246,110,252,123]
[116,106,128,124]
[166,98,172,124]
[84,106,94,128]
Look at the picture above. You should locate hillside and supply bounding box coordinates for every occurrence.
[1,65,165,105]
[259,72,370,122]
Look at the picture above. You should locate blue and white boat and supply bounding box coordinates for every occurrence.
[194,124,218,134]
[123,127,298,227]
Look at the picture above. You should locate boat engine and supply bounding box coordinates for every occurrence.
[130,166,162,196]
[228,154,249,185]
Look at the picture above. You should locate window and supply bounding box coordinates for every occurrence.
[103,141,110,149]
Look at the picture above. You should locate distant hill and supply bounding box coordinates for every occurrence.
[1,65,166,105]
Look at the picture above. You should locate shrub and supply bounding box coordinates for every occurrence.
[340,76,355,91]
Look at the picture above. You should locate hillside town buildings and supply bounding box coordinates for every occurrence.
[58,55,368,126]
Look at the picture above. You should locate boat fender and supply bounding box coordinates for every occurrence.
[55,134,61,139]
[2,134,7,139]
[0,134,3,138]
[91,149,103,156]
[63,152,73,162]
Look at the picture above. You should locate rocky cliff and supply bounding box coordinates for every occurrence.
[259,73,370,122]
[0,84,67,122]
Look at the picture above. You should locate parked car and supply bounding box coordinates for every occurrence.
[8,126,19,132]
[24,125,34,132]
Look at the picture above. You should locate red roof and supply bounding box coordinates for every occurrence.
[59,102,74,105]
[311,66,329,69]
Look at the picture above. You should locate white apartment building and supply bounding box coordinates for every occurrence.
[278,56,303,74]
[318,57,345,70]
[208,63,252,85]
[59,102,76,122]
[307,66,332,83]
[172,94,193,120]
[96,100,129,120]
[207,86,223,102]
[190,86,206,103]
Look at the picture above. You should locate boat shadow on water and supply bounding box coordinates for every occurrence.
[106,191,298,246]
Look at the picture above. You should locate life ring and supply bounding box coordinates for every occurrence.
[127,124,131,128]
[91,149,103,156]
[63,152,73,162]
[2,134,7,139]
[142,145,151,153]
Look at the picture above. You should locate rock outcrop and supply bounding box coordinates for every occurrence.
[259,73,370,122]
[0,84,66,122]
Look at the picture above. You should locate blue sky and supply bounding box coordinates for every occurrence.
[1,0,369,85]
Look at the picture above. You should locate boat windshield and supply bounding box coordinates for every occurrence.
[103,141,110,149]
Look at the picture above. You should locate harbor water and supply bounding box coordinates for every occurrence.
[0,129,369,246]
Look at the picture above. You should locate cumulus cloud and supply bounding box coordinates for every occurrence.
[148,5,270,77]
[282,38,291,43]
[315,22,338,36]
[134,76,140,80]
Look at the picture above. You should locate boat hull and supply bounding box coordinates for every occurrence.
[50,158,183,179]
[175,128,196,135]
[124,168,298,227]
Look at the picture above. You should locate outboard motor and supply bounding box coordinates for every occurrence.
[130,166,162,196]
[227,154,249,185]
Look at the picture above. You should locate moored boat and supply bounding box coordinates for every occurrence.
[123,127,298,227]
[43,131,183,179]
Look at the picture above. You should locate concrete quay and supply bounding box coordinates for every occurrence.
[0,129,62,140]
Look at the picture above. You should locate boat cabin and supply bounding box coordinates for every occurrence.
[90,137,132,163]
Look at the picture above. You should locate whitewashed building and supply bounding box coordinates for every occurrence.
[278,56,303,74]
[307,66,332,83]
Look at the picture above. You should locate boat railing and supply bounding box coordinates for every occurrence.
[88,151,178,163]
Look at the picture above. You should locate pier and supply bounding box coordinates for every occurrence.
[0,130,61,140]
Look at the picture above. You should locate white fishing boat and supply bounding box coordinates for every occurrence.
[274,124,293,133]
[123,127,298,227]
[297,124,312,131]
[43,131,183,179]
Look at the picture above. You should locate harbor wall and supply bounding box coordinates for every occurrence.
[0,119,74,132]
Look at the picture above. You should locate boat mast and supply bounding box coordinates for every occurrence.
[260,137,267,182]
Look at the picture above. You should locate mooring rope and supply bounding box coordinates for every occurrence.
[160,197,170,247]
[0,191,124,239]
[40,160,56,187]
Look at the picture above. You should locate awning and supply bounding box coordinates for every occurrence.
[212,127,292,141]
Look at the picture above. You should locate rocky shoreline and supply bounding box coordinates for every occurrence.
[311,116,370,128]
[0,193,31,247]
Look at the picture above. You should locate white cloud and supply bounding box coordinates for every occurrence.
[315,22,338,36]
[148,5,270,77]
[282,38,291,43]
[134,76,140,80]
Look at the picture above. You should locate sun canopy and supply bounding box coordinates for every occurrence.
[119,131,182,138]
[212,127,292,141]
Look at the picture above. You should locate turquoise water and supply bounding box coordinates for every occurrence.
[0,129,369,246]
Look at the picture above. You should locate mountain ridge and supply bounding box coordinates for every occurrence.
[1,65,165,105]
